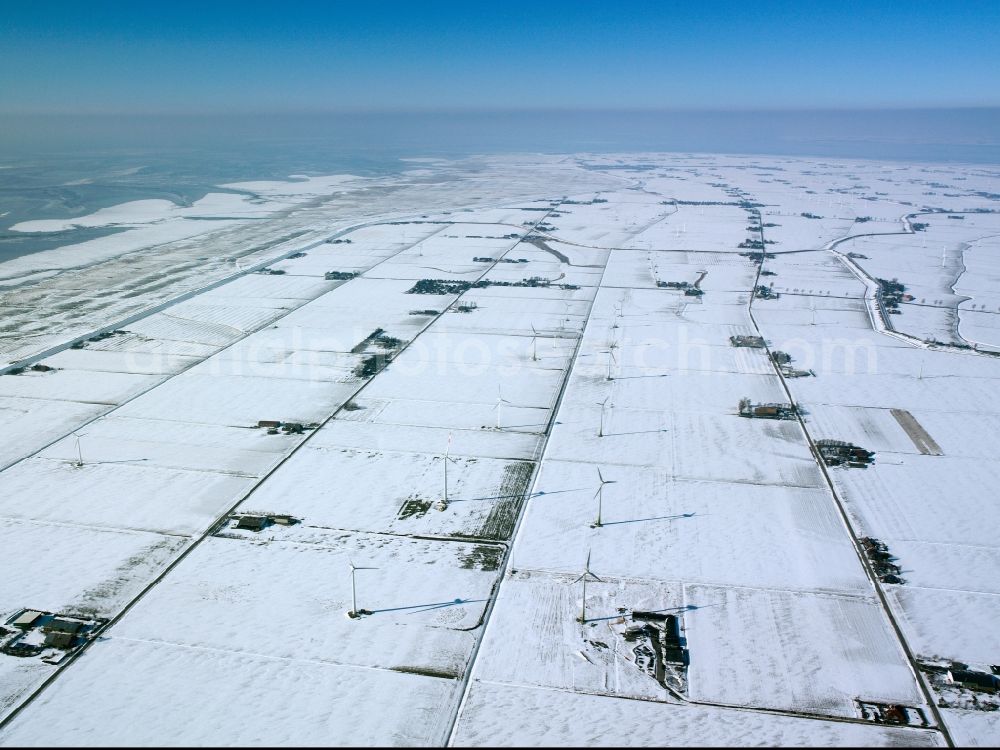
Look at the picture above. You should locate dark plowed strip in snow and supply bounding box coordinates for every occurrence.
[890,409,943,456]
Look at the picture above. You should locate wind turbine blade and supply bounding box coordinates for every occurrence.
[597,467,605,485]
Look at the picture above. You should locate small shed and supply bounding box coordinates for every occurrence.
[623,624,651,641]
[236,515,269,532]
[257,420,282,429]
[660,615,681,646]
[661,645,688,665]
[883,705,909,724]
[44,630,77,649]
[631,610,668,622]
[11,610,44,629]
[729,335,766,349]
[948,669,999,693]
[44,618,83,635]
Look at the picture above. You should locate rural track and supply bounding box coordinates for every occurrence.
[3,176,982,742]
[0,190,608,471]
[748,213,956,746]
[0,202,580,732]
[473,676,945,735]
[0,185,578,375]
[448,191,950,742]
[0,219,461,476]
[444,202,623,746]
[1,221,361,376]
[825,210,1000,356]
[449,199,985,743]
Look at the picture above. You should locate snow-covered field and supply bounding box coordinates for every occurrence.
[0,153,998,746]
[452,681,944,747]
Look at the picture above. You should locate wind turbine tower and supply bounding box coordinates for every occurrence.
[347,560,378,619]
[592,467,616,528]
[574,549,603,623]
[436,434,458,511]
[596,397,611,438]
[495,385,511,430]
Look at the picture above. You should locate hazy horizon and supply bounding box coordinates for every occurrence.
[3,3,999,262]
[3,107,999,164]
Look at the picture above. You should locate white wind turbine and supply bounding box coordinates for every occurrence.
[72,432,86,468]
[436,433,458,511]
[596,396,612,438]
[592,467,616,528]
[601,347,618,381]
[530,325,539,362]
[574,549,603,623]
[495,384,511,430]
[347,560,378,619]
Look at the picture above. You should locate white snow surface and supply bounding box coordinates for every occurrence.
[0,153,998,746]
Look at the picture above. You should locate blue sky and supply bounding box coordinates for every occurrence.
[2,1,999,114]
